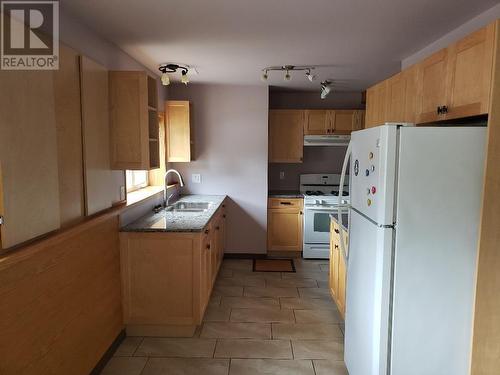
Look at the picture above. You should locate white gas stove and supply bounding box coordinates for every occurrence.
[300,174,350,259]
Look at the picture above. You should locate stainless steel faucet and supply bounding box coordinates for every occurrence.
[164,169,185,207]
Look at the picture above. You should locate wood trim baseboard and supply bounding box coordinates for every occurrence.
[89,330,126,375]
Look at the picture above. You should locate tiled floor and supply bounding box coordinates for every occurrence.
[102,259,348,375]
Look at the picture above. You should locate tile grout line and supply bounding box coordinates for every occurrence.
[137,357,150,375]
[132,337,145,357]
[311,359,318,375]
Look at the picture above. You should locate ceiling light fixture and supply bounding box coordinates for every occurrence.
[260,65,316,83]
[284,69,291,81]
[158,63,190,86]
[320,80,333,99]
[306,69,316,82]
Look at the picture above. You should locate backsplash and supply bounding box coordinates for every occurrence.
[268,146,348,191]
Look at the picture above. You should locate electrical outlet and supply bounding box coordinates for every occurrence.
[279,171,285,180]
[120,185,126,200]
[192,174,201,184]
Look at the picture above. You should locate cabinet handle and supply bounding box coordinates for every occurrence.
[206,244,211,250]
[222,204,226,208]
[216,226,220,230]
[205,229,209,234]
[334,229,339,234]
[280,201,292,205]
[334,244,339,249]
[441,105,448,114]
[300,211,303,215]
[223,214,226,218]
[437,106,442,115]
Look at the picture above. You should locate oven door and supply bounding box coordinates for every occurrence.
[304,207,334,244]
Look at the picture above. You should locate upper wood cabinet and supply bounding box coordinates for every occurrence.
[109,72,159,170]
[269,110,304,163]
[416,49,450,123]
[305,109,365,134]
[332,110,365,134]
[384,65,418,124]
[365,81,388,128]
[166,100,192,162]
[0,69,60,249]
[304,110,330,134]
[444,23,495,120]
[80,56,121,216]
[367,22,497,126]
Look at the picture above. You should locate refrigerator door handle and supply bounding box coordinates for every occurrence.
[338,141,352,264]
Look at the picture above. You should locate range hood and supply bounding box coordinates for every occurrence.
[304,134,350,147]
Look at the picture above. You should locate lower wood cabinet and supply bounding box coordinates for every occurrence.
[119,204,226,337]
[329,218,347,318]
[267,198,303,252]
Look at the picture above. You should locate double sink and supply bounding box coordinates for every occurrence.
[165,201,213,213]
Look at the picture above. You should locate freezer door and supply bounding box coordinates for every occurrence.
[350,125,398,225]
[390,127,486,375]
[344,209,394,375]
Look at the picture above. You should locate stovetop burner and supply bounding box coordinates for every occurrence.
[331,191,350,196]
[305,191,324,196]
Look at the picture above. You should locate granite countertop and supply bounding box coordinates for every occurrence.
[121,195,227,233]
[268,190,304,199]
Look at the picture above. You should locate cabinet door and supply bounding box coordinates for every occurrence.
[403,65,418,124]
[201,232,212,310]
[109,71,149,170]
[304,110,330,135]
[331,110,356,134]
[416,49,449,123]
[269,110,304,163]
[337,229,348,317]
[267,208,303,251]
[352,110,365,131]
[365,81,388,128]
[0,70,60,249]
[445,24,495,120]
[386,73,406,122]
[54,44,85,227]
[166,101,191,162]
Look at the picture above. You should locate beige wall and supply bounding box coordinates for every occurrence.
[168,84,269,254]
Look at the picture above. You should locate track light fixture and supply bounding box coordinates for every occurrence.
[158,63,190,86]
[260,65,316,83]
[320,80,333,99]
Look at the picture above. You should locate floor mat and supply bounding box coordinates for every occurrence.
[253,259,296,272]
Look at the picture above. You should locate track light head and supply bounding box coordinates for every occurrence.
[180,69,189,85]
[320,80,333,99]
[306,70,316,82]
[261,70,268,81]
[284,70,291,81]
[161,72,170,86]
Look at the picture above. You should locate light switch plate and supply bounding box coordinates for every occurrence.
[279,171,285,180]
[192,174,201,184]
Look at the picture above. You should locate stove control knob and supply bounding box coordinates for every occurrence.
[365,169,370,177]
[371,165,375,172]
[367,188,371,195]
[367,198,372,206]
[371,186,377,194]
[369,152,374,159]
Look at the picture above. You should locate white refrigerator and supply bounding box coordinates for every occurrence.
[338,124,486,375]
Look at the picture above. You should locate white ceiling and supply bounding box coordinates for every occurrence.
[61,0,499,91]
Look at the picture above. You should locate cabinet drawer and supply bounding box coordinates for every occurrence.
[268,198,303,209]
